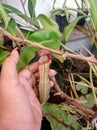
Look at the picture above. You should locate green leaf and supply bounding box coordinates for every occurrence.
[88,0,97,30]
[80,93,95,108]
[0,3,9,28]
[28,29,59,43]
[37,14,61,36]
[0,34,4,46]
[52,53,63,63]
[43,103,82,130]
[0,48,9,64]
[41,40,60,49]
[62,16,84,44]
[28,0,36,18]
[85,93,95,108]
[51,8,66,16]
[17,46,36,71]
[3,4,31,22]
[28,30,61,60]
[6,19,19,36]
[32,18,40,28]
[3,3,39,28]
[76,81,88,94]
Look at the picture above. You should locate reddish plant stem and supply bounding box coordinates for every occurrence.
[0,26,97,64]
[62,53,97,64]
[0,27,63,55]
[24,39,63,55]
[43,113,74,129]
[52,77,95,120]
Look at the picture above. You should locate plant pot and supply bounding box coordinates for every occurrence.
[77,10,88,26]
[55,14,68,32]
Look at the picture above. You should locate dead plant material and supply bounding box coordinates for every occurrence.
[51,76,95,121]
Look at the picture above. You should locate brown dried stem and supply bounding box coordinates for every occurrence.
[51,76,95,120]
[0,26,97,64]
[43,113,74,129]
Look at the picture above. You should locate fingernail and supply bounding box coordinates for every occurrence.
[11,48,18,55]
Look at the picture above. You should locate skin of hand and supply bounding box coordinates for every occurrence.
[0,49,56,130]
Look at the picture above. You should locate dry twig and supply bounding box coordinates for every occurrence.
[51,76,95,121]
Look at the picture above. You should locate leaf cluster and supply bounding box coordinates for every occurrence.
[0,0,61,70]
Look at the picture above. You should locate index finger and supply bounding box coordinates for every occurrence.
[28,61,39,73]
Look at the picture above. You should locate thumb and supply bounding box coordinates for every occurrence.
[1,49,19,85]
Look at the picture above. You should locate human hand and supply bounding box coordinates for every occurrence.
[0,49,56,130]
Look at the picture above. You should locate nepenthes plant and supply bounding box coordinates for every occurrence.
[1,0,97,129]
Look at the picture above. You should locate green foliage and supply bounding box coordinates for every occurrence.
[51,8,66,16]
[17,46,37,71]
[0,2,62,70]
[3,3,30,22]
[80,93,95,108]
[2,3,39,28]
[0,1,97,129]
[0,3,9,28]
[62,16,84,44]
[76,81,88,94]
[88,0,97,30]
[6,19,19,36]
[0,34,4,46]
[28,29,59,43]
[28,0,36,18]
[38,14,61,36]
[75,80,95,108]
[43,103,82,130]
[0,48,9,64]
[72,0,97,47]
[73,60,97,109]
[85,93,95,107]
